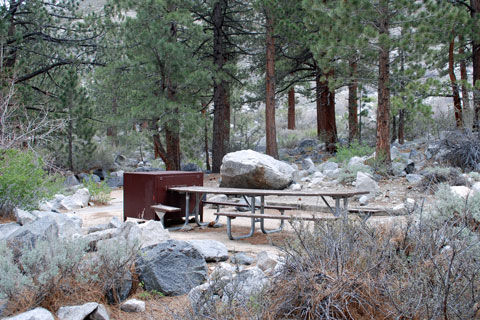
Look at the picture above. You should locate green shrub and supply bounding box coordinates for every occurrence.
[334,141,374,164]
[84,176,111,204]
[0,149,60,216]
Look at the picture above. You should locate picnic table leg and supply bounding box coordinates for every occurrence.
[260,195,284,234]
[226,196,256,240]
[335,198,340,217]
[193,193,209,227]
[320,196,335,215]
[167,192,191,231]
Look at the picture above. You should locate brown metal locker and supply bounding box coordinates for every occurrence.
[123,171,203,224]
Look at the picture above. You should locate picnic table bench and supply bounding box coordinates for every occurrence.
[168,186,368,239]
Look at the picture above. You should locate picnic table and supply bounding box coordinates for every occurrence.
[162,186,368,239]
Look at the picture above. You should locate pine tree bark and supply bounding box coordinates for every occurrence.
[398,109,405,145]
[459,36,470,114]
[348,60,358,143]
[391,115,397,144]
[265,10,278,159]
[449,35,463,127]
[472,0,480,131]
[376,0,391,164]
[212,0,230,172]
[287,87,295,130]
[316,68,337,153]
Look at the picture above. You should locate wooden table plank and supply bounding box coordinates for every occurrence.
[169,186,368,197]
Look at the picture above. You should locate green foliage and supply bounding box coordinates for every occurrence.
[334,141,374,164]
[137,289,165,301]
[84,176,111,205]
[0,149,60,216]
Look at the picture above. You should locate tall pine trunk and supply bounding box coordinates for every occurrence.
[265,10,278,158]
[472,0,480,131]
[348,60,358,143]
[449,35,463,127]
[459,36,470,115]
[398,109,405,144]
[288,87,295,130]
[316,68,337,153]
[212,0,230,172]
[376,0,391,164]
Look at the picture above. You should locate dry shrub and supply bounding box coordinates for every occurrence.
[421,167,466,192]
[263,211,480,320]
[442,130,480,171]
[0,237,140,317]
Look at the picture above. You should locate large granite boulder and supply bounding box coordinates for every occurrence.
[220,150,294,189]
[0,223,21,241]
[59,188,90,210]
[136,240,208,296]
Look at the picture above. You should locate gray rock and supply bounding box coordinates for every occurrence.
[210,262,237,280]
[290,183,302,191]
[206,194,228,206]
[93,169,107,180]
[119,221,142,248]
[7,217,59,248]
[64,175,81,187]
[297,139,318,148]
[450,186,473,199]
[355,172,379,201]
[32,211,82,239]
[222,267,269,304]
[348,156,367,167]
[87,224,109,234]
[60,188,90,210]
[38,194,65,212]
[230,252,254,265]
[472,182,480,193]
[137,220,170,248]
[136,240,208,296]
[78,173,100,183]
[108,217,123,229]
[425,143,440,160]
[391,162,405,176]
[4,307,54,320]
[83,228,120,249]
[14,208,37,225]
[391,146,400,160]
[106,176,123,188]
[120,299,145,313]
[0,223,21,241]
[359,195,369,206]
[57,302,108,320]
[256,251,279,272]
[220,150,295,189]
[301,157,316,173]
[320,161,339,172]
[187,240,229,262]
[406,174,424,185]
[188,282,220,316]
[323,168,340,179]
[182,163,202,172]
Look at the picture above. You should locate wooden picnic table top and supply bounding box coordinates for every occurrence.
[168,186,368,198]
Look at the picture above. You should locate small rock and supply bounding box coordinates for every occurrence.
[108,217,123,229]
[450,186,473,199]
[57,302,108,320]
[222,267,269,304]
[256,251,279,272]
[302,157,316,173]
[323,168,340,179]
[230,252,255,265]
[60,188,90,210]
[472,182,480,194]
[359,195,369,206]
[4,307,54,320]
[137,220,170,248]
[290,183,302,191]
[106,176,123,188]
[210,262,237,280]
[404,162,415,174]
[405,198,416,210]
[64,175,81,187]
[406,174,424,185]
[87,224,109,234]
[120,299,145,312]
[14,208,36,226]
[348,156,367,167]
[320,161,339,172]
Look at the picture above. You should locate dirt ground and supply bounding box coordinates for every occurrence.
[66,172,422,319]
